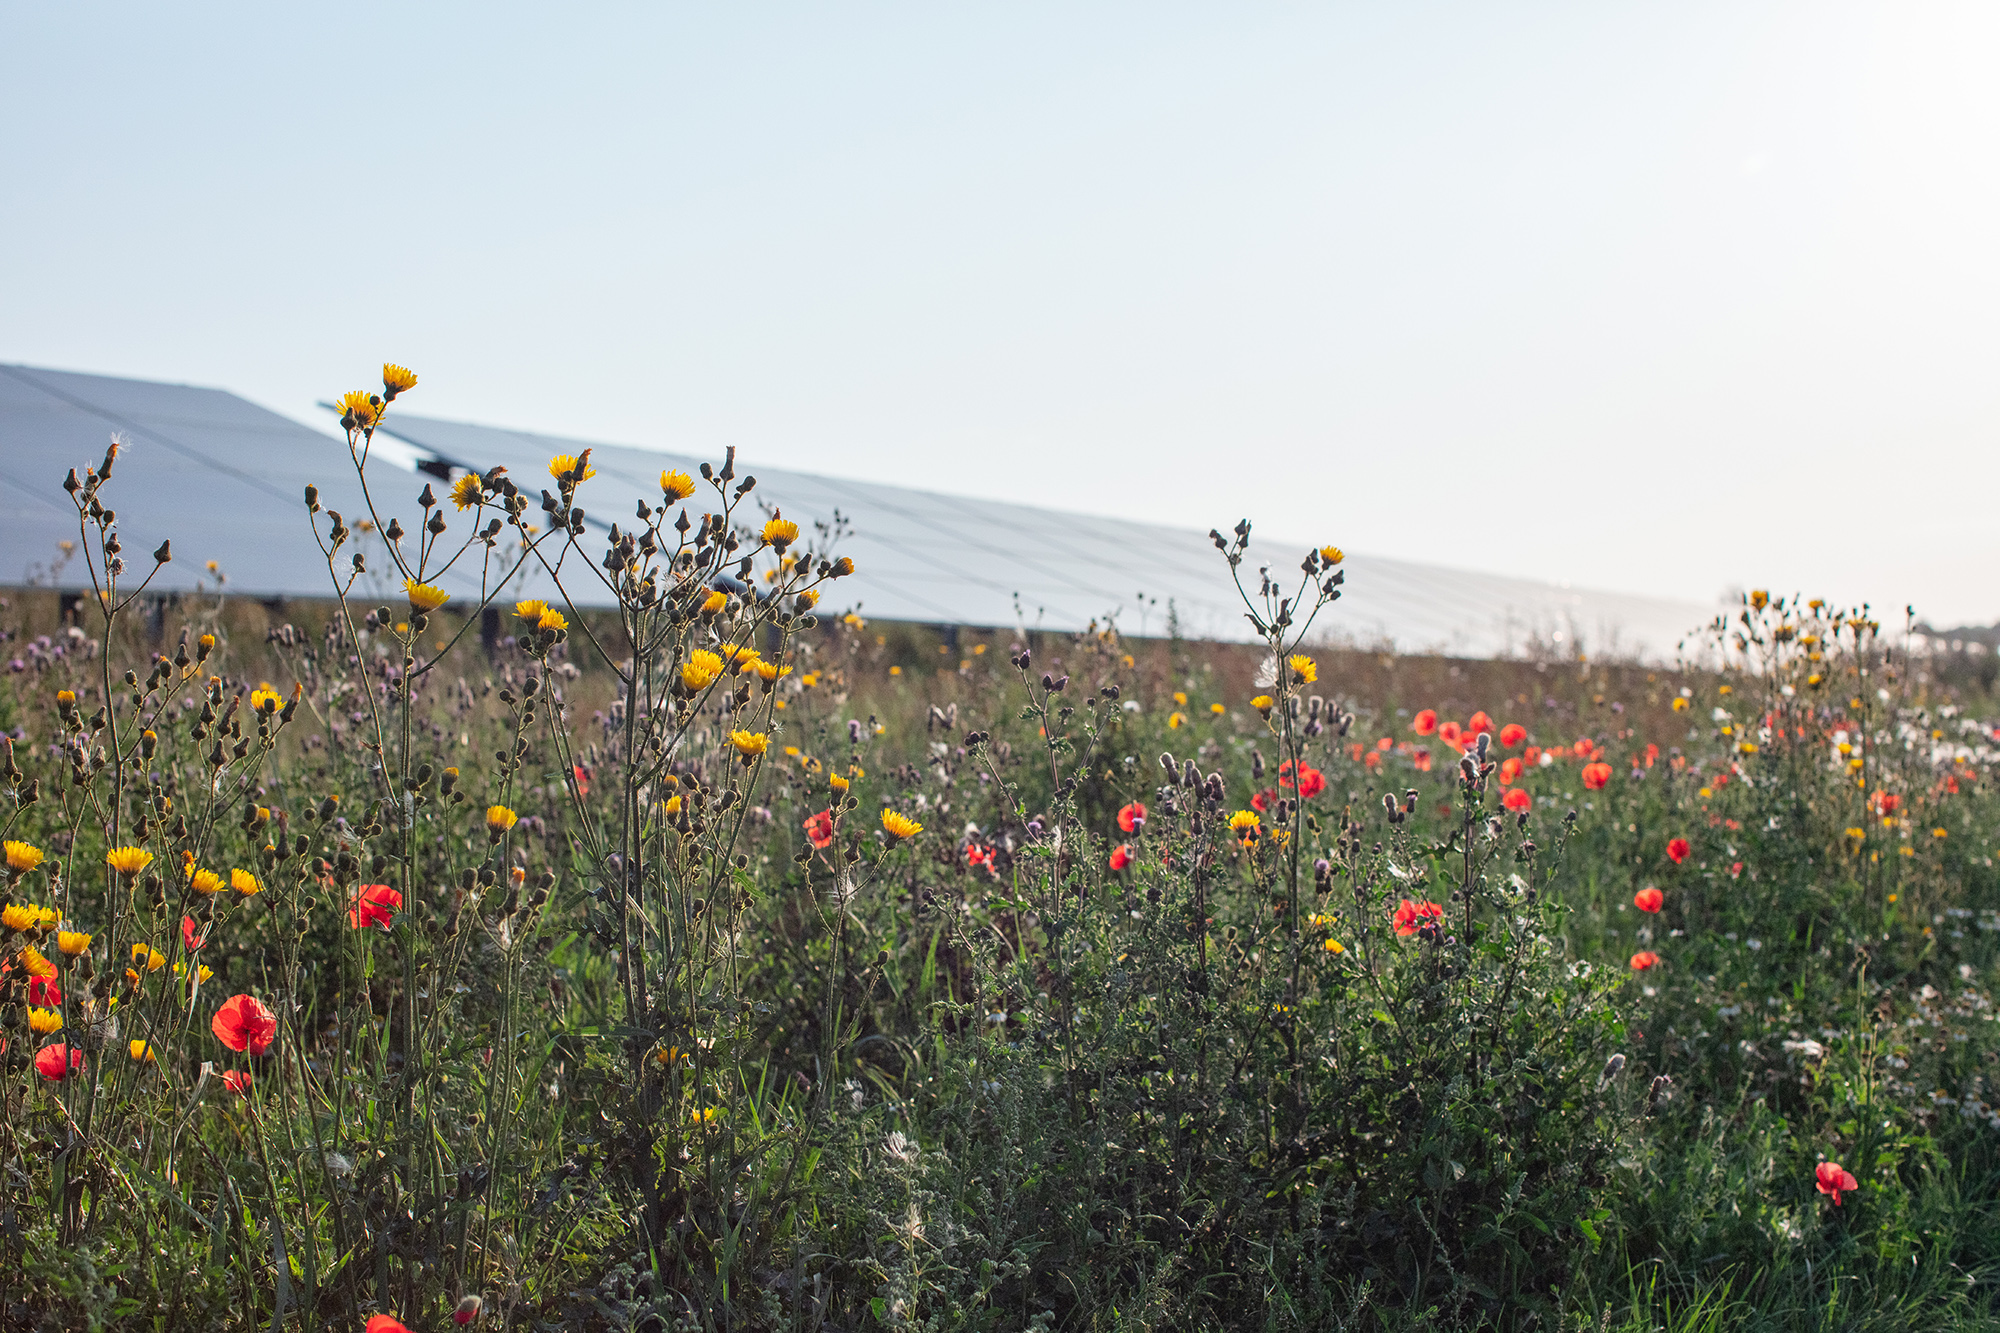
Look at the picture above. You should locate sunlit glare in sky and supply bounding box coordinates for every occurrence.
[6,2,1999,624]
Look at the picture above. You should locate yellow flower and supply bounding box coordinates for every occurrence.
[20,946,57,979]
[57,929,92,956]
[28,1007,62,1035]
[55,689,76,708]
[681,650,724,692]
[549,453,596,484]
[660,469,697,502]
[4,840,44,876]
[1167,712,1188,729]
[1251,695,1275,716]
[729,730,770,762]
[888,665,902,677]
[250,684,282,715]
[129,1039,158,1062]
[537,609,568,633]
[131,943,165,972]
[1173,691,1189,707]
[1319,545,1344,566]
[1737,741,1758,755]
[831,557,854,577]
[382,362,418,395]
[754,660,786,683]
[0,903,35,932]
[405,579,450,614]
[762,513,799,550]
[1698,787,1712,799]
[485,805,520,834]
[795,589,819,610]
[335,390,378,429]
[1210,703,1226,715]
[230,868,261,897]
[1933,828,1949,839]
[660,794,683,816]
[1323,938,1346,955]
[690,1106,720,1125]
[1228,810,1261,841]
[175,960,214,984]
[1750,590,1769,610]
[719,643,760,666]
[106,847,154,878]
[1718,684,1733,695]
[450,473,484,510]
[701,590,728,615]
[1288,655,1317,684]
[189,868,224,896]
[1309,913,1337,929]
[830,773,851,792]
[1845,827,1866,840]
[882,809,923,840]
[514,599,550,622]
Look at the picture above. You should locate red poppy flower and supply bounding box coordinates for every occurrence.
[1729,861,1744,878]
[964,843,996,872]
[1412,748,1432,772]
[1117,801,1147,833]
[1391,898,1445,937]
[28,974,61,1007]
[1250,788,1277,813]
[1437,721,1462,747]
[1581,762,1612,791]
[1498,757,1523,785]
[1815,1161,1858,1205]
[1643,743,1659,768]
[1499,723,1527,748]
[1363,751,1381,769]
[802,809,835,849]
[182,914,206,952]
[1348,743,1366,762]
[1630,951,1659,971]
[1375,736,1393,752]
[1666,838,1691,865]
[34,1042,83,1081]
[572,764,592,797]
[1524,745,1542,765]
[1634,887,1663,913]
[1503,788,1532,813]
[1109,844,1133,871]
[1410,708,1436,735]
[347,884,403,930]
[367,1317,414,1333]
[1293,765,1326,799]
[212,993,277,1056]
[1466,711,1495,737]
[1873,792,1901,814]
[221,1068,253,1095]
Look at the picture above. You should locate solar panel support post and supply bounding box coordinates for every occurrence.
[481,606,502,659]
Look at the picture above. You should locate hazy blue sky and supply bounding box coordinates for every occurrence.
[6,3,1999,624]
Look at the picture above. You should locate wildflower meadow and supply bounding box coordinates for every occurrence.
[2,364,1998,1332]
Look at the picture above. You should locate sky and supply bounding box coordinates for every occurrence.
[6,3,1999,626]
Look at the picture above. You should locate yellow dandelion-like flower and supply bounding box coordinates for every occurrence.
[660,469,697,502]
[382,363,418,395]
[1319,545,1344,566]
[55,689,76,708]
[691,1106,720,1125]
[1933,827,1949,839]
[1174,691,1188,706]
[549,453,596,484]
[830,556,854,577]
[129,1038,158,1062]
[1670,697,1689,712]
[514,599,550,623]
[0,903,35,932]
[132,943,165,972]
[250,684,283,715]
[1228,810,1261,840]
[701,590,728,615]
[4,840,44,876]
[28,1007,62,1035]
[57,929,92,956]
[1167,712,1188,729]
[729,730,770,762]
[719,643,760,666]
[106,846,153,879]
[1288,654,1317,684]
[335,390,379,429]
[450,473,484,510]
[1210,703,1226,715]
[795,589,819,610]
[537,609,568,633]
[1323,938,1345,955]
[681,650,724,692]
[882,809,922,840]
[1250,695,1274,715]
[405,579,450,614]
[1749,590,1769,610]
[754,660,786,683]
[175,961,214,984]
[485,805,520,834]
[20,946,57,979]
[829,773,851,793]
[189,868,224,896]
[762,512,799,550]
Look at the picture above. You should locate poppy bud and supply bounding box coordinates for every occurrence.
[1181,759,1199,789]
[455,1294,484,1324]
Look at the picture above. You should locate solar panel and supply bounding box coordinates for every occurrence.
[0,364,1716,658]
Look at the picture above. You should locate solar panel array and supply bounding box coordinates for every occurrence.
[0,364,1715,659]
